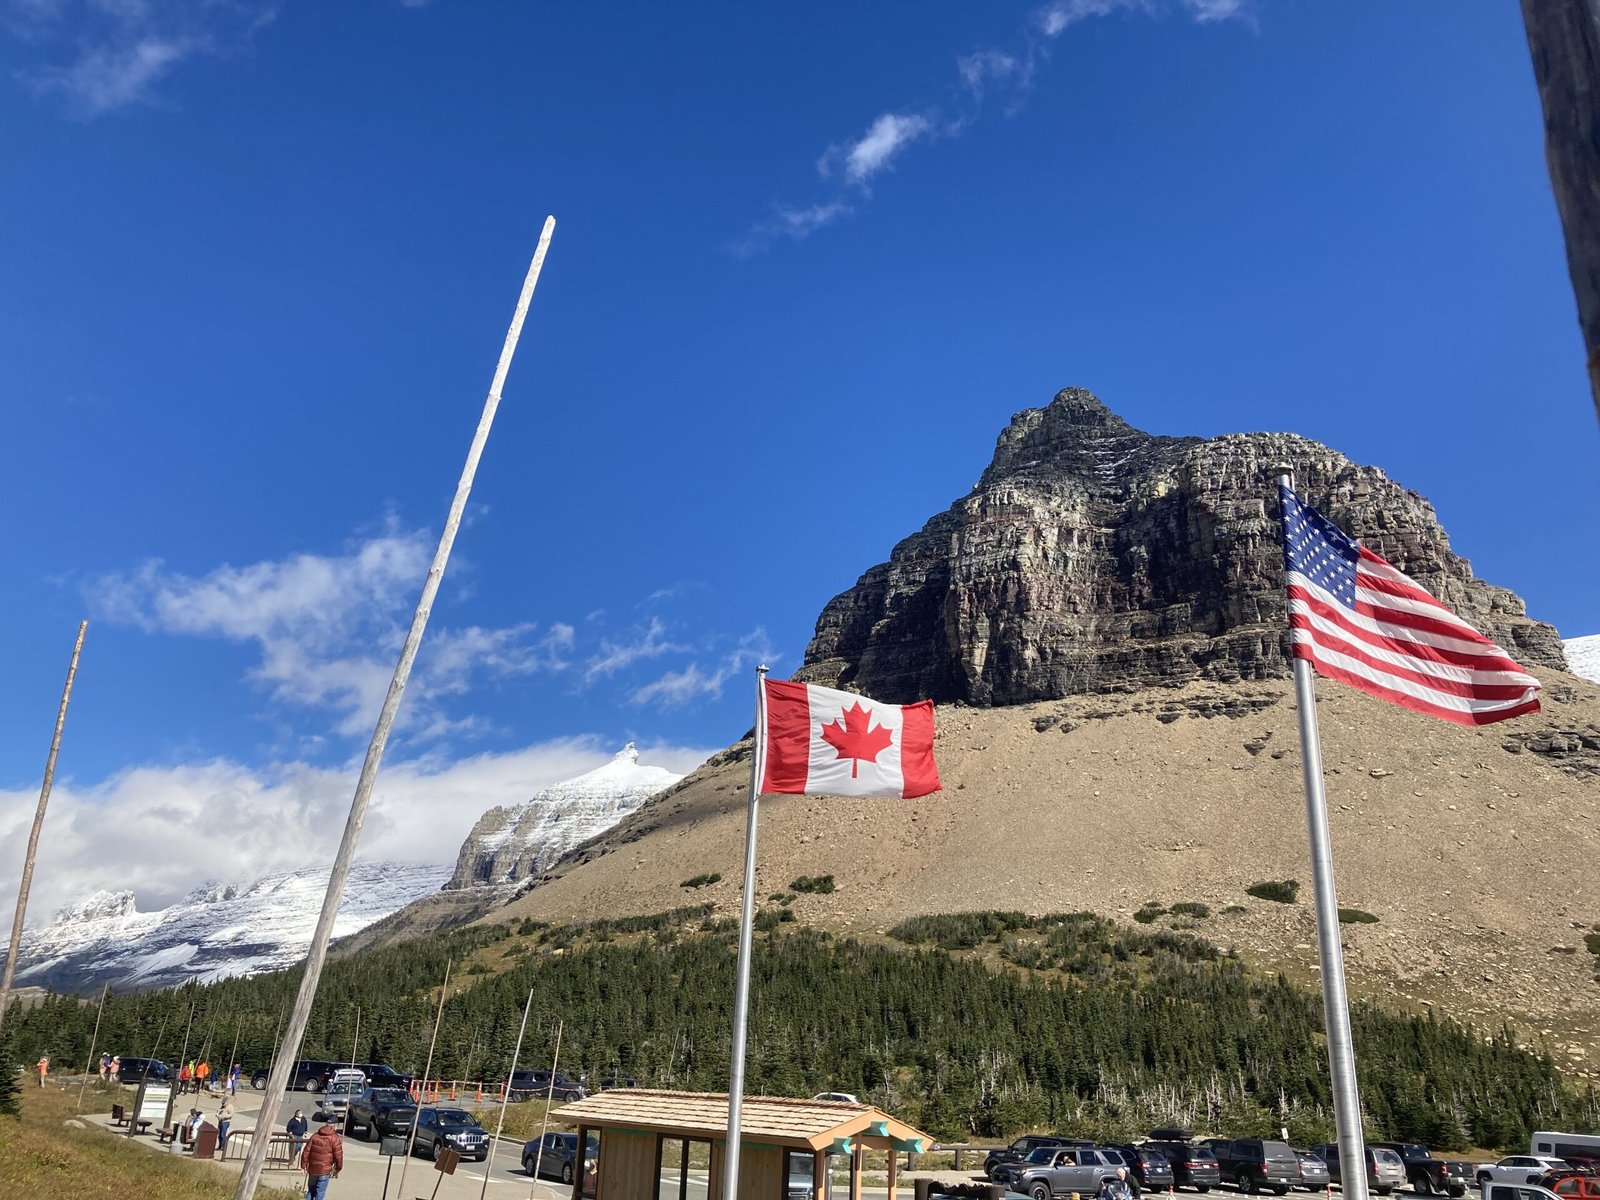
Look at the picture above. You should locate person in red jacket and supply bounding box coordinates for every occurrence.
[300,1122,343,1199]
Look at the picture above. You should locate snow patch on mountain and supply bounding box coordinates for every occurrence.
[447,743,683,889]
[16,860,451,993]
[1566,635,1600,684]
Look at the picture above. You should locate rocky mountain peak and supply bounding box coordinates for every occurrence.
[800,388,1568,706]
[56,889,138,923]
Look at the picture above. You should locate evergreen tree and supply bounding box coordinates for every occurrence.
[0,1035,21,1119]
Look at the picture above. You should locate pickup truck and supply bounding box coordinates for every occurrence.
[344,1087,417,1141]
[1014,1147,1121,1200]
[1369,1142,1467,1196]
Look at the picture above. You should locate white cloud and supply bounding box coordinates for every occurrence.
[631,628,775,709]
[91,524,568,743]
[0,736,717,922]
[10,0,278,115]
[747,0,1248,252]
[820,113,935,186]
[584,617,684,684]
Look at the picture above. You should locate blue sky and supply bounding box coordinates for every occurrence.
[3,1,1596,913]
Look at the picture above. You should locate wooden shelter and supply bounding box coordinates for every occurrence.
[551,1089,932,1200]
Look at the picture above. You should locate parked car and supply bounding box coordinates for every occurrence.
[345,1087,417,1141]
[505,1069,587,1102]
[1483,1184,1565,1200]
[1014,1147,1123,1200]
[988,1138,1071,1181]
[411,1106,490,1162]
[114,1057,170,1083]
[994,1147,1077,1191]
[353,1063,412,1090]
[314,1073,368,1123]
[1542,1174,1600,1200]
[1108,1145,1175,1193]
[1293,1150,1329,1192]
[250,1059,338,1092]
[1144,1141,1221,1193]
[812,1092,860,1104]
[1480,1159,1573,1187]
[1310,1143,1408,1194]
[598,1074,638,1091]
[523,1131,599,1184]
[1213,1139,1300,1195]
[1369,1142,1463,1197]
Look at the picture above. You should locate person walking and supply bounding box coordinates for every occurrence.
[228,1062,240,1094]
[109,1055,120,1083]
[36,1054,49,1086]
[196,1060,211,1093]
[178,1062,192,1094]
[300,1121,343,1200]
[286,1108,309,1166]
[99,1053,109,1081]
[216,1098,234,1152]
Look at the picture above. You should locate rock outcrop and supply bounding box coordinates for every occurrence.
[444,744,683,890]
[799,389,1567,704]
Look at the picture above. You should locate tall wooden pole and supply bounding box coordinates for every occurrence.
[0,620,87,1033]
[232,216,556,1200]
[527,1019,565,1194]
[397,959,453,1200]
[1521,0,1600,423]
[76,983,110,1113]
[481,989,535,1200]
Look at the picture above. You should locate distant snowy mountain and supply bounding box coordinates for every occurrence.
[447,743,682,889]
[1567,635,1600,684]
[16,860,450,993]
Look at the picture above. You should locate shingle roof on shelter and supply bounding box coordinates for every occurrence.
[551,1090,931,1152]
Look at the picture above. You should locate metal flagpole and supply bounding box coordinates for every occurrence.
[1273,467,1368,1200]
[397,958,454,1200]
[721,665,769,1200]
[232,217,556,1200]
[77,983,110,1113]
[0,620,87,1034]
[481,988,535,1200]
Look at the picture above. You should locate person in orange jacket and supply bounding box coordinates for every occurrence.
[196,1061,211,1092]
[36,1054,49,1087]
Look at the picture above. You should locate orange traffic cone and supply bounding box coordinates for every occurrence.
[449,1084,457,1101]
[475,1083,483,1102]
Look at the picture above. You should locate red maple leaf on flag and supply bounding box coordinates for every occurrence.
[819,702,895,778]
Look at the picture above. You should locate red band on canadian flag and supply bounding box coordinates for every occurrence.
[759,679,941,799]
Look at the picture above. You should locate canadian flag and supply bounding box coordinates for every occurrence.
[759,679,941,799]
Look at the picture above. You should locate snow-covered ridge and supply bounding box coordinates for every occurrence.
[1567,635,1600,685]
[447,742,683,889]
[17,860,450,993]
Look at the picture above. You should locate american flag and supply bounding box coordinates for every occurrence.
[1279,483,1540,726]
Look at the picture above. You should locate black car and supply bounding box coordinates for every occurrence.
[250,1059,338,1092]
[1109,1145,1176,1192]
[1293,1150,1330,1192]
[345,1087,417,1141]
[1144,1141,1221,1192]
[988,1137,1071,1181]
[1213,1140,1300,1195]
[506,1069,587,1102]
[523,1131,599,1184]
[412,1106,490,1162]
[115,1057,170,1083]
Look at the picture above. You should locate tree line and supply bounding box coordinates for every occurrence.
[4,906,1596,1149]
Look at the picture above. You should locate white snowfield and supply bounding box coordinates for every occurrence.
[1566,635,1600,684]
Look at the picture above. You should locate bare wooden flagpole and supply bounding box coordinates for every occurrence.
[76,982,110,1113]
[527,1018,565,1194]
[0,620,88,1034]
[481,988,535,1200]
[397,958,454,1200]
[232,216,557,1200]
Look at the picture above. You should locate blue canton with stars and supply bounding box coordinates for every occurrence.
[1280,483,1359,607]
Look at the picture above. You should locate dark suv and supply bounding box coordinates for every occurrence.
[250,1059,338,1092]
[1213,1139,1300,1195]
[1108,1145,1175,1193]
[1144,1141,1220,1192]
[506,1069,586,1102]
[115,1057,169,1083]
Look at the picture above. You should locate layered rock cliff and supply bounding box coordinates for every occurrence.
[798,389,1567,704]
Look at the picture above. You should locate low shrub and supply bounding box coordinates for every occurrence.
[791,875,836,895]
[1247,880,1300,905]
[1134,903,1166,925]
[1170,902,1211,918]
[681,873,722,889]
[1338,908,1379,925]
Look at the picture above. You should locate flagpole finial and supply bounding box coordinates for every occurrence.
[1267,462,1294,485]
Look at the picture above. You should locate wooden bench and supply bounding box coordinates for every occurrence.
[133,1118,153,1135]
[111,1103,127,1127]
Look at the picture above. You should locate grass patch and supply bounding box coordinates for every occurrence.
[790,875,836,895]
[1338,908,1379,925]
[1247,879,1300,904]
[1170,902,1211,918]
[680,873,722,889]
[0,1083,301,1200]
